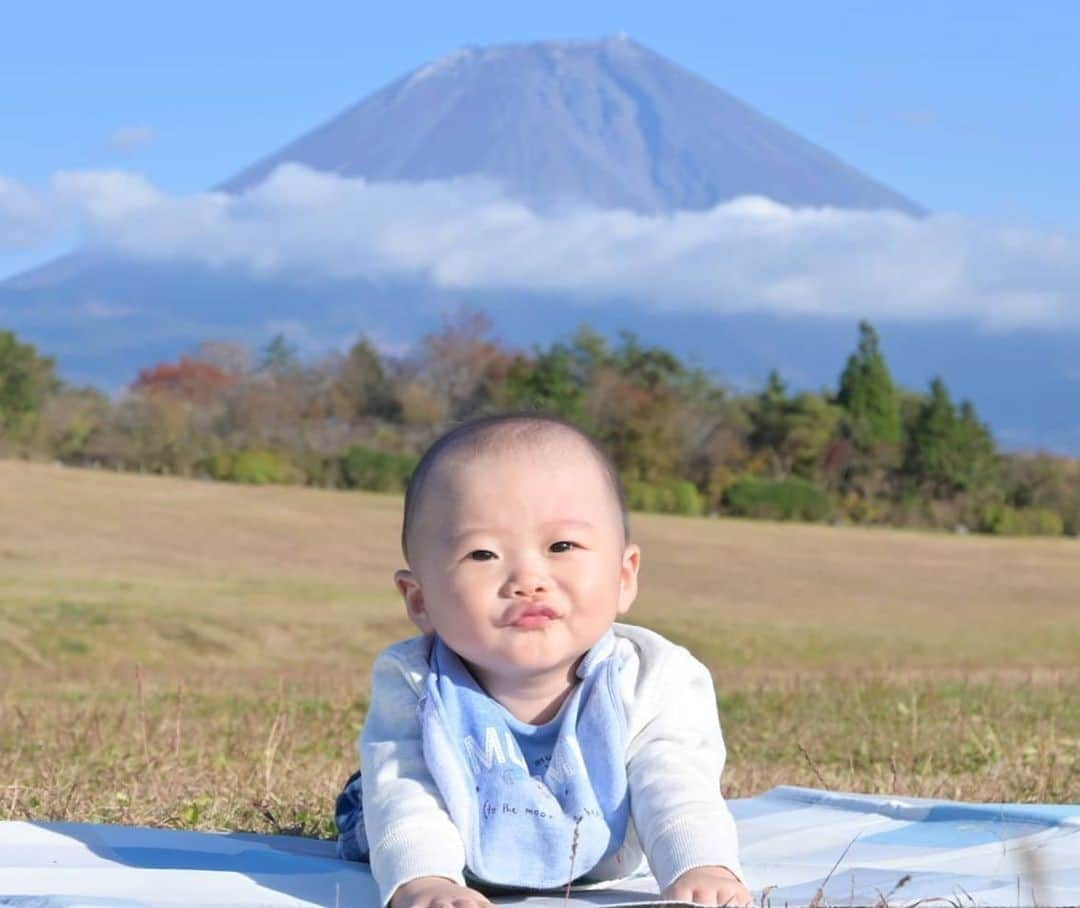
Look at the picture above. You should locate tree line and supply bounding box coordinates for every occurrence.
[2,315,1078,536]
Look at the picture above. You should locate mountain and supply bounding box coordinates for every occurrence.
[3,37,1076,453]
[221,36,923,215]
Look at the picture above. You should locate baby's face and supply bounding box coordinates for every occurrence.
[397,436,639,696]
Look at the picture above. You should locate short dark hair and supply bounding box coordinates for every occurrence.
[401,412,629,561]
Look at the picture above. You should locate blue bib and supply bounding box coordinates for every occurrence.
[420,632,629,889]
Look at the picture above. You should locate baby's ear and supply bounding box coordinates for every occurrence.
[616,543,641,615]
[395,569,434,634]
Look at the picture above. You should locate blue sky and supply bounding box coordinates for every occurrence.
[3,1,1079,232]
[2,1,1080,279]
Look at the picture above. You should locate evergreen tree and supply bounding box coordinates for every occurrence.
[260,334,299,375]
[903,377,999,497]
[749,370,789,451]
[837,321,901,452]
[747,375,842,480]
[781,393,843,482]
[612,331,684,391]
[568,324,611,378]
[952,399,1001,494]
[333,338,401,422]
[504,344,587,423]
[903,377,957,497]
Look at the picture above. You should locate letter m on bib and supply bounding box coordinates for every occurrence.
[463,726,505,774]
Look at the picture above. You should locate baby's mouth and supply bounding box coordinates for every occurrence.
[504,602,560,629]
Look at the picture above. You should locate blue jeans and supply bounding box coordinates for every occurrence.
[335,769,370,862]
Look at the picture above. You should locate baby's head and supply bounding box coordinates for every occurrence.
[394,414,640,698]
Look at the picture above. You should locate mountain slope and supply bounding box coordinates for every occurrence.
[221,36,922,214]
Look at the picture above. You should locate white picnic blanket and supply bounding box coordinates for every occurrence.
[1,787,1077,906]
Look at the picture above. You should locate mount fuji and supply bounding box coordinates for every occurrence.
[3,37,1076,452]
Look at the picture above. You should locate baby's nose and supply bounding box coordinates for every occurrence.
[506,566,548,597]
[511,579,547,596]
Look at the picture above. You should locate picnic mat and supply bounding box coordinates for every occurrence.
[1,786,1077,906]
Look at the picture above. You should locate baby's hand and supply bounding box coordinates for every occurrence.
[390,876,492,908]
[662,866,752,906]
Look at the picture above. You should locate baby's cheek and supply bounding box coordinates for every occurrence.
[445,569,479,595]
[446,573,495,615]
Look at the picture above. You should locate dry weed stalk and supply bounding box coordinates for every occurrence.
[134,664,149,763]
[955,884,977,906]
[758,883,776,908]
[872,873,912,907]
[173,681,185,765]
[263,709,288,805]
[797,741,830,791]
[563,815,583,908]
[808,832,860,908]
[6,784,20,815]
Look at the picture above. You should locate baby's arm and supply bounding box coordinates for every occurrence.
[360,648,489,908]
[624,640,750,906]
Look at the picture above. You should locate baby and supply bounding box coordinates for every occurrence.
[336,414,750,908]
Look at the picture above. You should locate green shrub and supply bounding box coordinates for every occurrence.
[203,450,294,484]
[624,479,705,516]
[340,445,417,493]
[669,480,705,516]
[204,452,232,481]
[981,505,1064,537]
[723,476,831,522]
[290,451,346,489]
[228,450,295,485]
[625,480,659,513]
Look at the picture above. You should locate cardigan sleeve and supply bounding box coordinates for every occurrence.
[622,637,744,890]
[360,646,467,906]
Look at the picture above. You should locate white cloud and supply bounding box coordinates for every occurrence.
[3,164,1080,329]
[0,176,57,247]
[106,125,156,154]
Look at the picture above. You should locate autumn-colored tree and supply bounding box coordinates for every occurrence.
[602,379,685,482]
[1004,453,1080,535]
[411,309,513,424]
[584,334,691,483]
[124,354,242,474]
[131,357,237,404]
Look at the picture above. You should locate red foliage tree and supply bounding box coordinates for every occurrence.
[131,357,237,405]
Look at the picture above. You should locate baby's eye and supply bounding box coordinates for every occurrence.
[549,541,578,553]
[467,549,497,562]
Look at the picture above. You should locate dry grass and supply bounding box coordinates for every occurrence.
[1,460,1077,837]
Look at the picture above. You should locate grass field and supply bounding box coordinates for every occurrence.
[1,460,1077,838]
